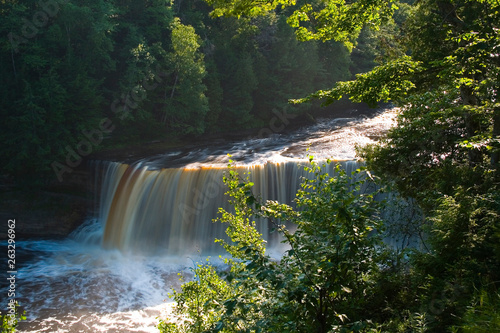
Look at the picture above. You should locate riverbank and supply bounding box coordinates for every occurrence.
[90,101,379,164]
[0,101,383,240]
[0,170,92,240]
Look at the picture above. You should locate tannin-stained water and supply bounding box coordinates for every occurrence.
[98,161,361,254]
[3,108,398,332]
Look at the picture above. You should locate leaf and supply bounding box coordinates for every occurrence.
[341,286,352,293]
[214,321,224,332]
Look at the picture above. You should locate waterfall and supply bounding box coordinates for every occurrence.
[9,109,404,333]
[96,160,362,254]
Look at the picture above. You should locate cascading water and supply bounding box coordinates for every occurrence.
[3,108,399,332]
[97,160,360,255]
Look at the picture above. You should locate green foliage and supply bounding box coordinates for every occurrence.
[0,0,372,184]
[380,312,430,333]
[0,0,113,184]
[340,1,500,330]
[218,50,258,128]
[406,182,500,331]
[252,14,332,119]
[1,304,26,333]
[300,0,500,176]
[161,17,209,134]
[158,262,232,333]
[159,159,395,332]
[192,0,500,331]
[452,290,500,333]
[292,55,421,107]
[358,89,469,205]
[205,0,397,50]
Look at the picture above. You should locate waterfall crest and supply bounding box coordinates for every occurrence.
[97,160,361,254]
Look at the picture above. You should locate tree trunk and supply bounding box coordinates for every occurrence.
[491,107,500,169]
[170,73,178,99]
[461,86,482,166]
[11,47,17,79]
[161,74,179,124]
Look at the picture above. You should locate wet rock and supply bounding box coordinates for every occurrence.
[0,169,93,240]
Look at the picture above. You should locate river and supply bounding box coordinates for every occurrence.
[2,108,397,332]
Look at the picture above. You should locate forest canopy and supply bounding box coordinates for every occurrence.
[1,0,498,330]
[0,0,382,185]
[157,0,500,331]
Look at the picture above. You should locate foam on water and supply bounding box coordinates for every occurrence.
[6,219,210,332]
[4,108,398,332]
[140,108,398,169]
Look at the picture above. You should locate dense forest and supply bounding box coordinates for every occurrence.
[153,0,499,331]
[1,0,499,331]
[0,0,381,185]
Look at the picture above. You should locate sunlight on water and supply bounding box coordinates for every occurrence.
[140,108,398,169]
[6,108,398,332]
[11,222,203,332]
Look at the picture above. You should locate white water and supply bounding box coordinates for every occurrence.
[140,108,397,168]
[3,108,398,332]
[98,160,364,254]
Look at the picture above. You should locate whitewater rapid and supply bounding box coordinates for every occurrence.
[2,108,398,332]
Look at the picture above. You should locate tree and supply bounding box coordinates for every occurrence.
[296,0,500,192]
[105,0,175,140]
[252,14,330,120]
[159,160,391,332]
[161,17,209,135]
[0,0,114,184]
[205,0,397,50]
[175,0,500,330]
[291,0,500,330]
[208,16,260,128]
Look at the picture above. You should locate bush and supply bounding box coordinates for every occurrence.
[159,159,395,332]
[1,303,25,333]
